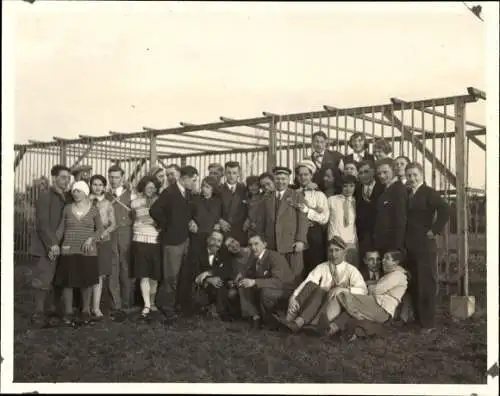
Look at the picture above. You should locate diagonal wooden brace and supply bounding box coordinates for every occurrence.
[383,108,457,187]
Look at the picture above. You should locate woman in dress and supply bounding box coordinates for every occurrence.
[89,174,116,318]
[130,175,163,319]
[188,176,223,256]
[243,175,262,239]
[54,181,104,325]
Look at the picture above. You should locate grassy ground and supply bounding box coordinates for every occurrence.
[13,258,487,383]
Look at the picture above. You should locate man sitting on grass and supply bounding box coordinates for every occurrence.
[275,236,367,333]
[325,250,409,340]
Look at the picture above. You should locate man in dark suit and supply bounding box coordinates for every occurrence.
[355,160,385,266]
[405,162,450,333]
[373,158,408,256]
[255,166,309,285]
[191,230,239,319]
[29,164,72,326]
[237,234,295,328]
[150,165,199,315]
[307,131,344,187]
[218,161,248,246]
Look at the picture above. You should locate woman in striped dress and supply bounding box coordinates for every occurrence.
[54,181,105,325]
[89,174,117,318]
[130,175,163,319]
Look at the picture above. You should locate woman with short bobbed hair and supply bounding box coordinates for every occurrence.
[373,138,393,161]
[130,175,163,319]
[89,174,116,318]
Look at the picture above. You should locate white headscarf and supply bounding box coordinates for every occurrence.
[72,180,90,197]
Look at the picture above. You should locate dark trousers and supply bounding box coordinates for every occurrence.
[303,225,327,277]
[195,284,240,317]
[357,231,374,272]
[406,240,438,328]
[239,286,290,322]
[282,251,304,287]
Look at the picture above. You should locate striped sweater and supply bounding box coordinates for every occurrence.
[131,195,160,244]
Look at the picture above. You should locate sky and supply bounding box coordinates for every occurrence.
[6,1,489,186]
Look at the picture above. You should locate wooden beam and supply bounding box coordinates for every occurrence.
[267,117,277,172]
[383,108,457,187]
[391,97,486,130]
[128,158,147,183]
[178,123,269,145]
[323,105,437,136]
[70,142,94,169]
[150,134,157,166]
[14,148,27,170]
[468,135,486,151]
[467,86,486,101]
[454,98,469,296]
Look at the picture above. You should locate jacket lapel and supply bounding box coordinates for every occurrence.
[277,189,292,220]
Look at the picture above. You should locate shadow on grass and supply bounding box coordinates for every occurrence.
[12,261,487,383]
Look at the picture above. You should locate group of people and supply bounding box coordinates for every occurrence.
[29,131,450,339]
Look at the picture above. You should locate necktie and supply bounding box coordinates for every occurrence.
[343,197,351,227]
[408,189,415,206]
[255,257,261,273]
[363,186,370,201]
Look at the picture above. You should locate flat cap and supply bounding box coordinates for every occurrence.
[71,164,92,176]
[272,166,292,176]
[328,235,348,250]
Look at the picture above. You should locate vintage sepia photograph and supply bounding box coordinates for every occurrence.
[1,1,498,394]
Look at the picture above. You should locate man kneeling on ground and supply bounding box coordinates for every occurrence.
[237,234,295,329]
[193,230,240,320]
[276,236,367,333]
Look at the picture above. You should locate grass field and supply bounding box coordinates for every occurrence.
[13,258,487,384]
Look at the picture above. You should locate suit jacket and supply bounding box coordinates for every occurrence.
[373,180,408,253]
[405,184,450,252]
[255,189,308,254]
[355,181,385,240]
[241,249,295,290]
[194,248,233,281]
[29,187,72,257]
[220,183,248,244]
[308,150,344,186]
[190,195,223,235]
[149,183,192,245]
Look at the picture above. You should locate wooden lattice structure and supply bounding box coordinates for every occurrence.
[14,87,486,299]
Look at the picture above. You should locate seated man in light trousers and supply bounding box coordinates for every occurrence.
[275,235,367,333]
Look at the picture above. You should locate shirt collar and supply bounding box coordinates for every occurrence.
[90,194,105,202]
[257,249,266,261]
[366,180,376,190]
[353,151,365,160]
[177,182,186,195]
[226,182,237,191]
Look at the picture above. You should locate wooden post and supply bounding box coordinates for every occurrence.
[150,133,157,166]
[450,98,475,320]
[267,117,277,171]
[60,143,67,165]
[14,148,27,170]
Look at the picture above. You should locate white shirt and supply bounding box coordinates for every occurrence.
[177,182,186,198]
[298,188,329,225]
[368,267,408,317]
[339,151,365,170]
[226,183,237,193]
[276,189,286,200]
[256,249,266,261]
[327,194,357,244]
[292,260,367,299]
[208,250,216,267]
[113,186,125,197]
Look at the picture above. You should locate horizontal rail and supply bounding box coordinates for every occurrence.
[14,92,480,150]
